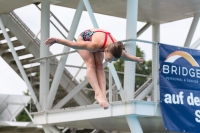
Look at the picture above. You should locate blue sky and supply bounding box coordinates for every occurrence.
[0,4,199,95]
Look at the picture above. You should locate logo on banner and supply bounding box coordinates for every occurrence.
[160,44,200,133]
[165,51,199,66]
[162,51,200,83]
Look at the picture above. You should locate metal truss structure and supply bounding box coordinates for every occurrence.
[0,0,200,133]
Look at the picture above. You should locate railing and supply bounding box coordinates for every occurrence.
[10,12,40,45]
[107,38,159,102]
[9,9,159,103]
[9,11,79,86]
[34,5,77,41]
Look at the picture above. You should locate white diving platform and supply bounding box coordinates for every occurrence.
[33,100,166,132]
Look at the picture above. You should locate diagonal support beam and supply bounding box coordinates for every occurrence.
[135,82,154,100]
[184,13,200,47]
[108,63,126,100]
[53,79,89,109]
[53,60,126,109]
[53,62,107,109]
[137,22,152,38]
[46,125,61,133]
[43,127,52,133]
[52,0,126,109]
[126,115,143,133]
[47,0,84,110]
[0,16,41,111]
[83,0,98,28]
[83,0,126,101]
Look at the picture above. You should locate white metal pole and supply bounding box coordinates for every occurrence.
[109,70,113,102]
[0,16,41,111]
[108,63,126,100]
[24,107,34,122]
[125,0,143,133]
[126,115,143,133]
[137,22,152,38]
[184,13,200,47]
[40,0,50,111]
[152,23,160,102]
[53,62,107,109]
[47,0,84,110]
[152,24,160,42]
[124,0,138,100]
[43,125,53,133]
[83,0,98,28]
[84,0,127,101]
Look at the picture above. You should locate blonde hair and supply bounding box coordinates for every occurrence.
[108,41,125,59]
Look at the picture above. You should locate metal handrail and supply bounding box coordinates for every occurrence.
[134,77,152,98]
[35,4,77,42]
[9,10,154,101]
[120,38,158,45]
[10,12,40,45]
[9,11,79,85]
[29,50,77,62]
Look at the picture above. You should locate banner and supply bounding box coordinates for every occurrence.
[159,43,200,133]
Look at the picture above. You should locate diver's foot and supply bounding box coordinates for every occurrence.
[95,95,109,109]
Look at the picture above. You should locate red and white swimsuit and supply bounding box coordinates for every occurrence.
[80,29,115,51]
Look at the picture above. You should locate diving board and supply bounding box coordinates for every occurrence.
[33,100,164,132]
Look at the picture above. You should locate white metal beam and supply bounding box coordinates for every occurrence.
[83,0,126,102]
[126,116,143,133]
[52,79,89,109]
[40,2,62,132]
[47,0,84,110]
[24,107,34,122]
[52,0,126,108]
[125,0,138,100]
[152,23,160,102]
[184,13,200,47]
[0,121,39,127]
[135,82,154,100]
[46,125,61,133]
[83,0,98,28]
[40,0,50,111]
[53,62,107,109]
[109,70,113,102]
[33,100,161,125]
[0,16,41,111]
[108,63,125,100]
[43,125,53,133]
[125,0,142,133]
[137,22,152,38]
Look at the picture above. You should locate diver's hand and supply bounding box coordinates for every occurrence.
[44,37,57,47]
[137,57,144,64]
